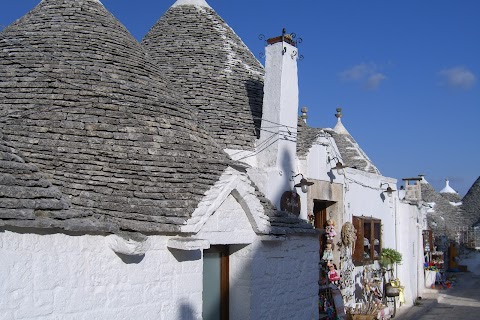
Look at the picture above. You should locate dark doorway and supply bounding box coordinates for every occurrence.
[313,200,335,256]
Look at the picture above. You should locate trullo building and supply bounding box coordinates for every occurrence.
[0,0,319,319]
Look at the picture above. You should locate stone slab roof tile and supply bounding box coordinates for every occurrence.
[0,132,70,219]
[0,0,230,233]
[440,192,462,203]
[296,118,327,158]
[326,129,380,175]
[142,3,264,150]
[253,186,317,235]
[421,182,471,236]
[461,176,480,226]
[296,119,380,175]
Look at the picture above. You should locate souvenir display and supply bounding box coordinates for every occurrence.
[325,219,337,241]
[322,242,334,262]
[328,263,341,284]
[340,222,357,307]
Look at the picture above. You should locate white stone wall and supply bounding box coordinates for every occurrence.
[1,189,320,320]
[249,237,319,320]
[195,187,320,320]
[396,201,425,307]
[0,231,203,320]
[195,194,257,245]
[342,170,397,244]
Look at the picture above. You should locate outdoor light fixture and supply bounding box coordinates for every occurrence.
[292,173,314,193]
[328,156,347,175]
[380,182,396,197]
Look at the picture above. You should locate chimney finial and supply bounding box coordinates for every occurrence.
[301,107,308,123]
[335,107,342,119]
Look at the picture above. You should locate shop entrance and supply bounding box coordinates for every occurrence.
[314,200,335,257]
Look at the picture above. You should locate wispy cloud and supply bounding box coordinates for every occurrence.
[438,66,476,89]
[366,73,387,90]
[339,63,387,90]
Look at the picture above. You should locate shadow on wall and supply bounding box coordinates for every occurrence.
[327,170,337,184]
[380,192,386,203]
[179,302,196,320]
[115,253,145,264]
[245,79,264,139]
[169,248,202,262]
[275,148,295,206]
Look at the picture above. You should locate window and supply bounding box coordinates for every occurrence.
[352,216,381,264]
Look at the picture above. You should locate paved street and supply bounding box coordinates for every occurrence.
[396,271,480,320]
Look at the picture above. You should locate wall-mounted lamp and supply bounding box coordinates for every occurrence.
[292,173,314,193]
[328,156,348,175]
[380,182,396,197]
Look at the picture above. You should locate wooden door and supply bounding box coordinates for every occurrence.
[314,201,328,258]
[203,246,229,320]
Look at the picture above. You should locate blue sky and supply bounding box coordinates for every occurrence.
[1,0,479,196]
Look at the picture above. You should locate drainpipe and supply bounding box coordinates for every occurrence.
[394,196,398,279]
[416,205,425,299]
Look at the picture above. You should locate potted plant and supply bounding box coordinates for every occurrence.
[380,248,403,298]
[380,248,402,268]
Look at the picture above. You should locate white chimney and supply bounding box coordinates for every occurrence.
[256,29,300,208]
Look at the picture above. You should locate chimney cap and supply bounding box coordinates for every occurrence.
[267,28,298,47]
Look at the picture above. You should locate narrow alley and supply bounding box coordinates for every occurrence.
[397,258,480,319]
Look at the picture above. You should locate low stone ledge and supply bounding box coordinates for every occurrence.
[167,237,210,251]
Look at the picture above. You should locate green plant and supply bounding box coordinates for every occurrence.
[380,248,402,267]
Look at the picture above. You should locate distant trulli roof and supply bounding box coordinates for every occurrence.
[296,114,380,175]
[421,180,470,237]
[172,0,211,8]
[328,109,380,175]
[304,108,381,174]
[142,0,264,150]
[462,176,480,227]
[440,179,457,193]
[0,0,230,233]
[439,179,462,203]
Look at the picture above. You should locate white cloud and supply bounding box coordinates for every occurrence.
[339,63,387,90]
[439,66,476,89]
[365,73,387,90]
[339,63,369,81]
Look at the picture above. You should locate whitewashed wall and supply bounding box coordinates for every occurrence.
[249,237,319,320]
[342,169,397,245]
[1,184,320,320]
[0,230,319,320]
[0,231,203,320]
[396,200,425,307]
[196,188,319,320]
[341,170,398,299]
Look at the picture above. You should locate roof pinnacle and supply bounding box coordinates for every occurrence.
[333,107,349,134]
[172,0,211,8]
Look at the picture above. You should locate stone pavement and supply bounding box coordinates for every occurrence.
[395,271,480,320]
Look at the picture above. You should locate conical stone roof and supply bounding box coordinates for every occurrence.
[439,179,462,203]
[421,181,469,237]
[462,176,480,226]
[329,113,380,175]
[0,0,230,233]
[142,0,264,151]
[296,114,380,175]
